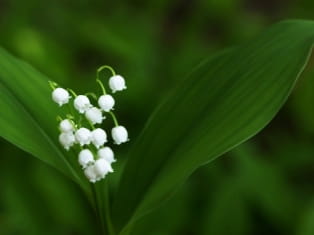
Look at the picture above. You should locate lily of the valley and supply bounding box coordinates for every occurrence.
[75,128,91,146]
[94,158,113,177]
[84,159,113,183]
[78,149,95,169]
[59,132,76,150]
[51,65,129,183]
[109,75,126,93]
[59,119,74,133]
[91,128,107,148]
[112,126,128,145]
[74,95,92,113]
[85,107,104,125]
[52,88,70,106]
[98,147,115,164]
[98,94,115,112]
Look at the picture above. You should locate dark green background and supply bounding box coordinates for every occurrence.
[1,0,314,234]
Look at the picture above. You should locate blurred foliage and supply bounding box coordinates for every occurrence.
[0,0,314,234]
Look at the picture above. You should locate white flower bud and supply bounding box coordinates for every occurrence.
[94,158,113,180]
[59,132,75,150]
[85,107,104,125]
[74,95,92,113]
[59,119,74,133]
[52,88,70,106]
[98,95,115,112]
[91,128,107,148]
[84,165,97,183]
[109,75,126,93]
[112,126,128,145]
[75,128,91,146]
[98,147,115,164]
[78,149,95,169]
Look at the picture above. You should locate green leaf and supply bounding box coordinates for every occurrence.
[0,47,113,234]
[0,48,88,191]
[112,20,314,233]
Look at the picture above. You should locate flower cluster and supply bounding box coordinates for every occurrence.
[49,66,128,183]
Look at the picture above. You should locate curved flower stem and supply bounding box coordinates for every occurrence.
[67,88,78,98]
[109,112,119,127]
[96,65,116,95]
[97,65,116,78]
[85,92,98,101]
[96,79,107,95]
[96,65,120,128]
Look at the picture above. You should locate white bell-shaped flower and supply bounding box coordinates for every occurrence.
[52,88,70,106]
[75,128,91,146]
[98,147,115,164]
[91,128,107,148]
[94,158,113,180]
[84,165,97,183]
[109,75,126,93]
[111,126,128,145]
[85,107,104,125]
[78,149,95,169]
[59,132,75,150]
[98,95,115,112]
[74,95,92,113]
[59,119,74,133]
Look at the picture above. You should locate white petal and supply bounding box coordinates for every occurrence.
[111,126,128,145]
[91,128,107,148]
[98,95,115,112]
[75,128,91,146]
[94,158,113,178]
[109,75,126,93]
[74,95,92,113]
[59,119,74,132]
[52,88,70,106]
[84,165,97,183]
[59,132,75,150]
[98,147,115,164]
[78,149,95,169]
[85,107,104,124]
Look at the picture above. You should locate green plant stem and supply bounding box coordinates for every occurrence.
[85,92,98,101]
[87,119,95,130]
[93,181,116,235]
[96,79,107,94]
[92,185,106,234]
[67,88,77,97]
[67,104,74,119]
[48,80,58,90]
[97,65,116,79]
[104,180,115,235]
[96,65,116,94]
[109,112,119,127]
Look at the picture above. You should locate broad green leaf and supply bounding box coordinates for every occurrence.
[113,20,314,233]
[0,48,88,191]
[0,48,110,234]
